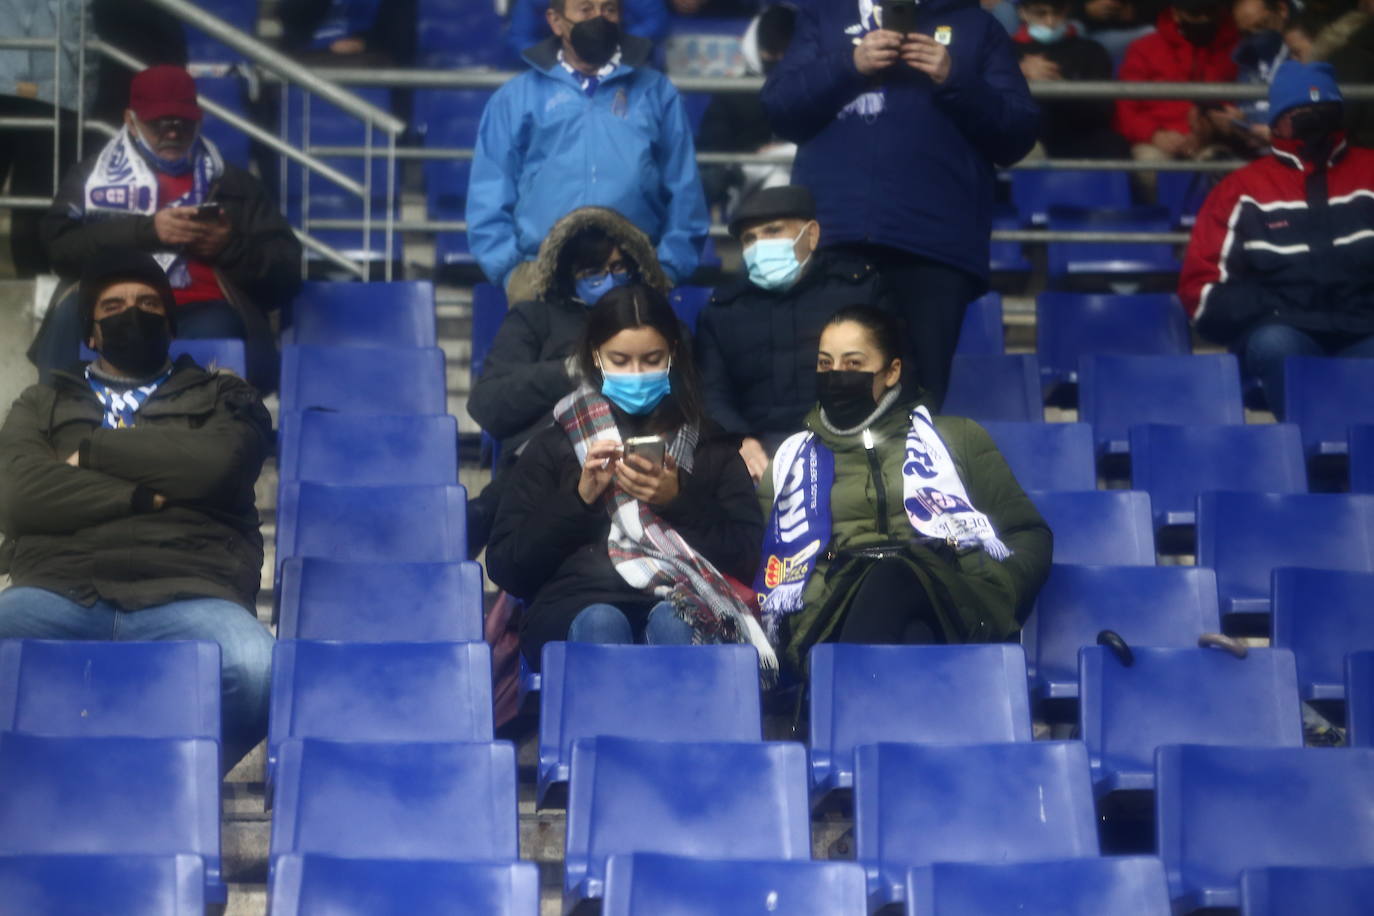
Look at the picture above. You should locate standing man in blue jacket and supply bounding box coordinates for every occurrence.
[762,0,1039,408]
[468,0,709,303]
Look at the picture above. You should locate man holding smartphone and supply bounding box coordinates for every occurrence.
[762,0,1038,410]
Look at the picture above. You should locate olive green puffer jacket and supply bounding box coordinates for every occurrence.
[758,396,1053,675]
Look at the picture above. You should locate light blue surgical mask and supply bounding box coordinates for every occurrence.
[600,366,672,415]
[1028,21,1068,44]
[575,270,632,307]
[744,225,812,291]
[132,131,194,176]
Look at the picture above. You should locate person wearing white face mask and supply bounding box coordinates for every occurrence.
[695,186,891,484]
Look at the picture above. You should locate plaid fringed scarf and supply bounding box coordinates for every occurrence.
[555,385,779,684]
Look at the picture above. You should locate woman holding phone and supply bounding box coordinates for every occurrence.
[487,284,776,678]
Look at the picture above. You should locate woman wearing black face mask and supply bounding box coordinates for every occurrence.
[754,305,1052,677]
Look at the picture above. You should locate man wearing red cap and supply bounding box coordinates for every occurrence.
[31,65,299,391]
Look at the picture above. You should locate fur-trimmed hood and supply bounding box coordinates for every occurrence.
[527,206,672,301]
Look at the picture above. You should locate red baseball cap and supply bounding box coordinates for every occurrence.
[128,65,202,122]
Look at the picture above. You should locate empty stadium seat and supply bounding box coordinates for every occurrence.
[564,737,811,904]
[0,732,223,902]
[1011,170,1133,226]
[1347,652,1374,747]
[1271,568,1374,702]
[808,644,1032,798]
[956,293,1004,355]
[1240,866,1374,916]
[414,88,488,267]
[416,0,509,67]
[944,354,1043,422]
[276,558,484,642]
[1156,745,1374,911]
[81,339,247,377]
[990,208,1032,278]
[1036,292,1191,391]
[1027,490,1156,566]
[1046,206,1181,286]
[603,853,869,916]
[1022,565,1221,708]
[538,643,762,806]
[1156,171,1212,228]
[1079,355,1245,458]
[269,739,518,862]
[0,640,219,740]
[183,0,256,63]
[1195,492,1374,627]
[979,421,1096,491]
[277,412,459,486]
[1351,425,1374,493]
[855,741,1099,907]
[195,74,252,169]
[1283,357,1374,459]
[267,641,493,779]
[284,281,437,348]
[1130,424,1307,530]
[669,286,712,333]
[471,282,509,384]
[269,855,540,916]
[0,853,206,916]
[1079,646,1303,797]
[905,857,1173,916]
[279,345,448,415]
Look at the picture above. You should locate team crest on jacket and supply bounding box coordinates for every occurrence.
[935,26,952,45]
[1310,87,1321,101]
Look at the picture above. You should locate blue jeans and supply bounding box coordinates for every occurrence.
[0,587,274,773]
[568,601,696,646]
[1242,324,1374,418]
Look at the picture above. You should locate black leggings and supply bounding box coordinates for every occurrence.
[837,557,944,645]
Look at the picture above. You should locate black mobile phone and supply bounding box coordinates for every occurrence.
[193,202,223,222]
[623,435,666,467]
[880,0,918,35]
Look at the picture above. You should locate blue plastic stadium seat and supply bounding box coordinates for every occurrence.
[0,854,205,916]
[990,208,1032,276]
[1283,358,1374,459]
[183,0,256,63]
[944,354,1043,422]
[1027,491,1156,566]
[269,739,518,862]
[196,75,251,168]
[956,292,1004,355]
[1156,745,1374,912]
[1347,652,1374,747]
[1079,355,1244,458]
[1036,292,1191,390]
[277,412,458,486]
[414,89,489,260]
[1157,171,1212,228]
[808,644,1032,799]
[283,87,394,195]
[1196,492,1374,625]
[538,643,762,806]
[276,558,484,642]
[269,855,540,916]
[979,421,1096,491]
[1351,425,1374,493]
[416,0,509,67]
[905,857,1173,916]
[1271,568,1374,702]
[1046,206,1181,283]
[603,853,869,916]
[81,339,248,377]
[1240,866,1374,916]
[564,737,811,904]
[1079,646,1302,797]
[855,741,1099,908]
[1011,170,1133,226]
[268,641,493,779]
[279,345,447,415]
[1130,424,1306,531]
[0,732,223,902]
[0,640,219,740]
[284,281,436,348]
[669,286,712,333]
[471,282,510,384]
[1022,565,1221,707]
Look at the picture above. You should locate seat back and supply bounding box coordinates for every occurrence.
[277,412,459,486]
[1028,491,1156,566]
[1010,170,1133,226]
[0,640,219,740]
[1351,425,1374,493]
[603,853,869,916]
[269,739,518,861]
[1156,745,1374,911]
[538,644,762,805]
[944,355,1042,422]
[1240,866,1374,916]
[279,345,447,415]
[808,645,1032,797]
[471,283,510,383]
[905,857,1173,916]
[669,286,712,334]
[276,558,484,642]
[979,421,1096,491]
[956,293,1004,355]
[1046,206,1180,280]
[0,854,205,916]
[268,855,540,916]
[1036,293,1190,388]
[1079,355,1244,457]
[1283,357,1374,458]
[1347,651,1374,748]
[1271,568,1374,701]
[284,282,436,348]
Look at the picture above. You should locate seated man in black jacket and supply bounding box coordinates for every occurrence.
[694,185,886,481]
[0,249,275,774]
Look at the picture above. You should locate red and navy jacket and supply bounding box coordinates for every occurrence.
[1179,135,1374,344]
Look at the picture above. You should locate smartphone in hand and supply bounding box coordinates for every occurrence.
[193,203,223,222]
[623,435,666,468]
[880,0,918,35]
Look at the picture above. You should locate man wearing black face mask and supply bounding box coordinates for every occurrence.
[0,248,275,775]
[1180,62,1374,417]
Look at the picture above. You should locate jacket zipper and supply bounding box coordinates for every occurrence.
[863,428,889,536]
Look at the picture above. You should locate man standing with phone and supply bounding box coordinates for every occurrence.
[762,0,1038,410]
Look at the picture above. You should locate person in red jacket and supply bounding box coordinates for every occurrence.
[1179,61,1374,416]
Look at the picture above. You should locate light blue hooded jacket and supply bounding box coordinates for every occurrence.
[466,34,708,287]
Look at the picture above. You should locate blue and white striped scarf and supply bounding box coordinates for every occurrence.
[85,365,173,429]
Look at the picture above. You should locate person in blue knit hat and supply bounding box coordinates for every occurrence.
[1180,61,1374,416]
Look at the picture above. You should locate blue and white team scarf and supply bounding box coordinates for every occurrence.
[81,126,224,290]
[85,365,173,429]
[756,406,1011,639]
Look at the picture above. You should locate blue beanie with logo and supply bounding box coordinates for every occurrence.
[1268,60,1343,125]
